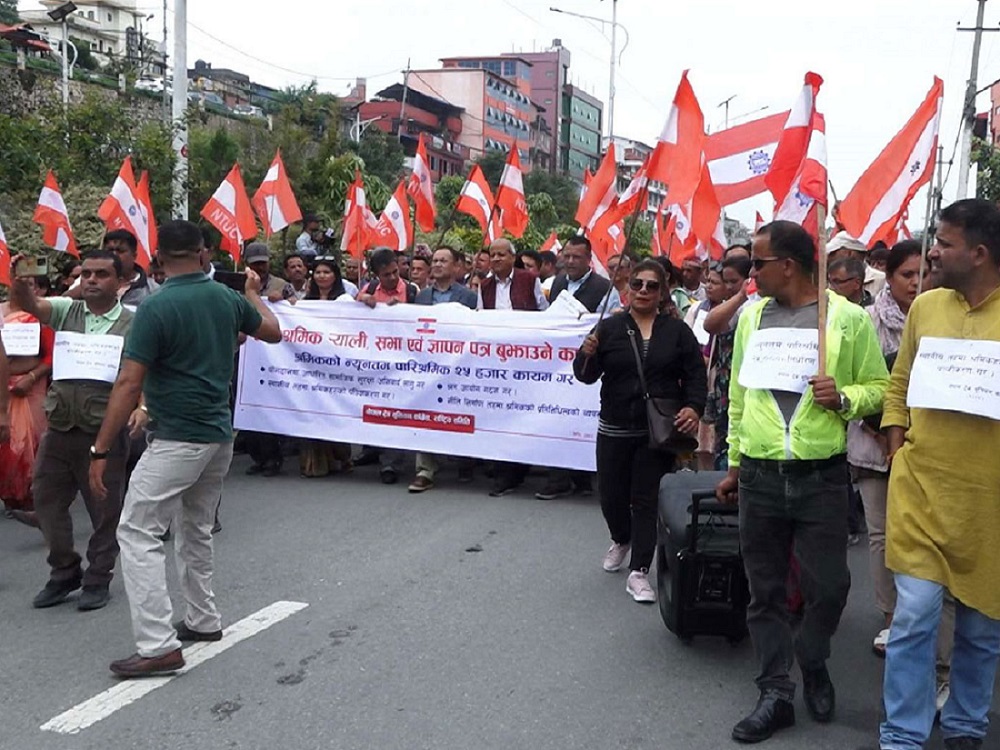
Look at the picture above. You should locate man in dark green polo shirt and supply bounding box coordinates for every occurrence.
[89,220,281,678]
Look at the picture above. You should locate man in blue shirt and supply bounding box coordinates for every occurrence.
[409,246,477,492]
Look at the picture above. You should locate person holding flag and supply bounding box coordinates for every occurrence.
[716,221,889,742]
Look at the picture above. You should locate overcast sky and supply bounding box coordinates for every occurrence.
[24,0,999,228]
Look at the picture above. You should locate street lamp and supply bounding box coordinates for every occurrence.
[550,1,628,141]
[47,2,77,113]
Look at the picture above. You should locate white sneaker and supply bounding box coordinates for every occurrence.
[602,542,630,572]
[936,681,950,713]
[626,570,656,603]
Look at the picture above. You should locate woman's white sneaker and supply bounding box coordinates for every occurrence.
[626,570,656,603]
[602,542,630,572]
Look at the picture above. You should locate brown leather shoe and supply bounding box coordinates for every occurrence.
[110,649,184,678]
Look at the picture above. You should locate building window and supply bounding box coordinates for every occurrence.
[503,60,516,77]
[108,12,113,21]
[87,10,94,19]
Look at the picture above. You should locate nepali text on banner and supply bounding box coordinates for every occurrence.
[234,301,602,471]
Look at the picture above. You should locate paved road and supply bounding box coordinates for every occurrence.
[0,456,989,750]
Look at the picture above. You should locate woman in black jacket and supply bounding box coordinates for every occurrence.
[574,259,707,603]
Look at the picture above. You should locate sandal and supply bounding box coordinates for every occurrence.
[873,628,889,658]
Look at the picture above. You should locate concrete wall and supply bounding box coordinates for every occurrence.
[0,63,259,136]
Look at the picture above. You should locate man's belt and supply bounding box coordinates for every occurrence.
[741,454,847,476]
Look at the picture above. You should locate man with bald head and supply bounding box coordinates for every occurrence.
[477,239,549,311]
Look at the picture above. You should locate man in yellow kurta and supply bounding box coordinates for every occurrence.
[880,199,1000,750]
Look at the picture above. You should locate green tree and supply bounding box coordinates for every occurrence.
[186,126,240,222]
[972,137,1000,203]
[345,128,404,187]
[0,0,18,24]
[474,149,507,189]
[70,37,100,71]
[523,169,580,224]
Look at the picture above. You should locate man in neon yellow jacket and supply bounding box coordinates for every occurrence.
[716,220,889,744]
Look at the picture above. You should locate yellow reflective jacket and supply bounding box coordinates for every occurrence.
[728,290,889,466]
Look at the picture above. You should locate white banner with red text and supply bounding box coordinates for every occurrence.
[234,301,602,471]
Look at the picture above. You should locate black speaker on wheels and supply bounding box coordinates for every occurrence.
[656,471,749,645]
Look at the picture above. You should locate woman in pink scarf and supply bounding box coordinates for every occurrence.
[1,276,54,524]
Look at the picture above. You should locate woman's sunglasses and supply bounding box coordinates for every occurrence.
[629,278,661,292]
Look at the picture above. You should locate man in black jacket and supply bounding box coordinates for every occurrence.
[548,236,617,313]
[537,236,618,500]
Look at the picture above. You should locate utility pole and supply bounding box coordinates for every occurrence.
[171,0,188,219]
[61,17,69,114]
[162,0,169,120]
[398,58,411,143]
[607,0,617,141]
[956,0,999,198]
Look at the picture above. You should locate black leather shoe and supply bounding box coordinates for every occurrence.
[944,737,984,750]
[245,463,266,476]
[173,621,223,642]
[33,578,82,609]
[732,692,796,743]
[77,585,111,611]
[380,469,398,485]
[802,664,835,723]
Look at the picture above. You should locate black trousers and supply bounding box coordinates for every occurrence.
[245,431,282,468]
[738,456,851,700]
[33,428,128,587]
[595,434,675,571]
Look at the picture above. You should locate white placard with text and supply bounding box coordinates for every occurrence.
[1,322,41,356]
[52,332,124,383]
[691,308,711,346]
[738,327,821,394]
[907,336,1000,421]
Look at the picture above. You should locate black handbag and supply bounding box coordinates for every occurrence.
[627,328,699,454]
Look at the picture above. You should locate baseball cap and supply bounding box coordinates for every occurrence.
[826,231,867,256]
[243,242,271,264]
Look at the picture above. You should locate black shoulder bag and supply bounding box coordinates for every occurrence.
[627,327,699,454]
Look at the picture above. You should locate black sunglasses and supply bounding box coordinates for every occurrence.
[751,257,785,271]
[629,278,661,292]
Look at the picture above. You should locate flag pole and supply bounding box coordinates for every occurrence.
[816,204,829,375]
[480,200,501,248]
[918,143,944,294]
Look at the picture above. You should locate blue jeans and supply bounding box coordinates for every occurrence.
[880,574,1000,749]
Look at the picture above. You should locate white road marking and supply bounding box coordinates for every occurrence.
[41,600,309,735]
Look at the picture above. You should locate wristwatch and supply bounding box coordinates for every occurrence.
[837,392,851,415]
[89,445,110,460]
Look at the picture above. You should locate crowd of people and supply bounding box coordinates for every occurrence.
[0,200,998,750]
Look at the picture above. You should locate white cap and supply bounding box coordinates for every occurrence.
[826,231,867,256]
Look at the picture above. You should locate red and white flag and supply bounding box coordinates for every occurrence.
[754,211,766,233]
[837,77,943,247]
[136,170,157,258]
[706,111,789,206]
[766,73,828,228]
[200,163,257,265]
[575,144,617,232]
[252,150,302,238]
[456,165,497,235]
[540,231,562,254]
[591,219,625,278]
[0,217,9,286]
[372,180,414,252]
[647,71,707,207]
[98,157,153,268]
[34,170,77,257]
[407,133,437,233]
[496,147,529,238]
[602,157,650,228]
[341,170,378,258]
